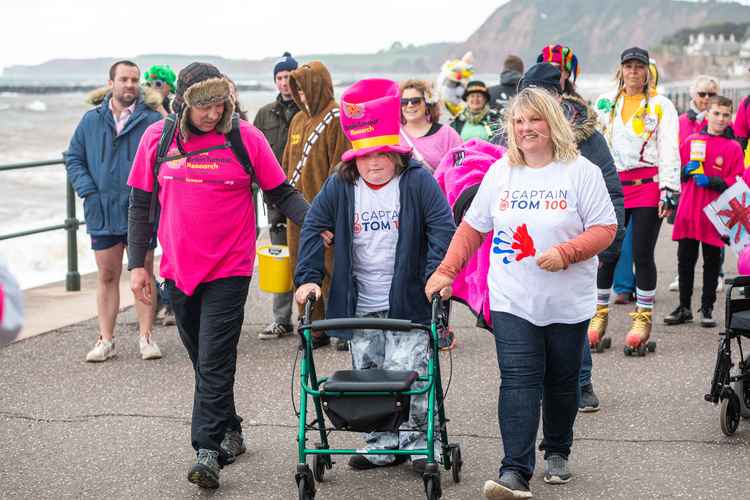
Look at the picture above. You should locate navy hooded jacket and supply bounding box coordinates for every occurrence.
[65,93,162,236]
[294,158,456,339]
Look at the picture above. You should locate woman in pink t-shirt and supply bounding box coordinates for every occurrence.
[399,79,462,173]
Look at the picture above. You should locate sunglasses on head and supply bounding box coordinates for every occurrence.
[401,97,424,107]
[145,80,166,89]
[697,91,716,98]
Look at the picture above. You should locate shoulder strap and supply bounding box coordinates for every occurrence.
[148,114,179,223]
[290,108,339,188]
[227,113,255,184]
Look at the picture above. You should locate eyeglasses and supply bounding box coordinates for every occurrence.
[145,80,166,89]
[697,91,717,98]
[400,97,424,107]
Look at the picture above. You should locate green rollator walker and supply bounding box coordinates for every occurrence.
[294,294,463,500]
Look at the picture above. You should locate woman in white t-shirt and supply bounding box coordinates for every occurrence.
[426,88,617,499]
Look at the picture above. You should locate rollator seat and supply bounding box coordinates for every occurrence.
[730,309,750,333]
[323,369,419,393]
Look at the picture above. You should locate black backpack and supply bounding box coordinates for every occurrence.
[148,112,255,222]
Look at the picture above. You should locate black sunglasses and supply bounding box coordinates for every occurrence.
[697,91,716,98]
[401,97,424,107]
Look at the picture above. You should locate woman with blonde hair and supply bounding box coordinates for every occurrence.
[399,79,462,173]
[592,47,680,354]
[426,87,617,498]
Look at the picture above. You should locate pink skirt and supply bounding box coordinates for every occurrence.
[619,167,660,209]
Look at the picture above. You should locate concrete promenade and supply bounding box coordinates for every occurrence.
[2,230,750,499]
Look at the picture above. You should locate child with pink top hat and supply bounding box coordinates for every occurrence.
[295,78,455,474]
[665,95,744,328]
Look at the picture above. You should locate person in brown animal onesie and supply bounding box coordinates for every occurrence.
[283,61,350,349]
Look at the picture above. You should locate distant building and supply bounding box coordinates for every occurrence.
[686,33,741,57]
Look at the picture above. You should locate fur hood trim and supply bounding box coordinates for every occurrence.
[85,85,163,113]
[562,94,598,143]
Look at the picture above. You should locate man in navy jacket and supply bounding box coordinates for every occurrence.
[65,60,163,363]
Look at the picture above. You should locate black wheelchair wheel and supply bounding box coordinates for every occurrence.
[720,394,741,436]
[312,454,326,482]
[450,445,463,483]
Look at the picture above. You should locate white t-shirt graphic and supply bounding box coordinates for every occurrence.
[464,155,616,326]
[352,176,401,313]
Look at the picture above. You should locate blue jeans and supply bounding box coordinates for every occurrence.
[613,221,635,295]
[491,311,587,480]
[579,339,592,387]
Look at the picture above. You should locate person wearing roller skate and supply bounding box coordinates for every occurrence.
[593,47,680,355]
[426,87,616,498]
[665,95,743,328]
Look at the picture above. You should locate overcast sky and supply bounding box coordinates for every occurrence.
[0,1,506,70]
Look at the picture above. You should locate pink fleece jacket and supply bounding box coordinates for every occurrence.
[433,138,505,329]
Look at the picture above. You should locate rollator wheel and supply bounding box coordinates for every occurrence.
[298,475,315,500]
[312,454,326,482]
[647,341,656,353]
[720,394,741,436]
[450,445,463,483]
[424,476,441,500]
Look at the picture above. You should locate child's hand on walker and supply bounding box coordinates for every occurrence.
[295,283,322,305]
[425,271,454,300]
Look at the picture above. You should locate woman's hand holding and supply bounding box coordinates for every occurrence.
[536,248,565,272]
[295,283,322,305]
[425,271,454,300]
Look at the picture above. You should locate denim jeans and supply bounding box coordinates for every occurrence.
[613,221,635,295]
[491,311,587,480]
[168,276,251,457]
[579,340,592,387]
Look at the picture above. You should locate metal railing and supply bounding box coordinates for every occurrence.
[0,157,81,291]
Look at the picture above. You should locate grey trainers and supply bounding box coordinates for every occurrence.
[579,383,600,413]
[220,430,246,463]
[483,470,532,499]
[544,454,572,484]
[188,449,220,489]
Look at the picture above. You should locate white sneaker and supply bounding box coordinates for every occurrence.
[86,337,115,362]
[669,276,679,292]
[258,322,292,340]
[716,278,724,294]
[139,335,162,360]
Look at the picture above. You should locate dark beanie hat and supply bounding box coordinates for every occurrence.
[518,63,562,94]
[274,52,299,78]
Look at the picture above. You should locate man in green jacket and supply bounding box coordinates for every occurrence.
[253,52,300,340]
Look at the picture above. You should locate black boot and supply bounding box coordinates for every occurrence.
[664,305,693,325]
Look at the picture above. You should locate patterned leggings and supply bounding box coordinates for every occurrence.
[350,309,436,465]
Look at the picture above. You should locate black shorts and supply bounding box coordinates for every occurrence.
[90,233,157,251]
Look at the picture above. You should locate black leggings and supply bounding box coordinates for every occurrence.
[677,239,722,311]
[598,207,662,291]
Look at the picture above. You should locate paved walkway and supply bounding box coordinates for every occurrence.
[2,231,750,499]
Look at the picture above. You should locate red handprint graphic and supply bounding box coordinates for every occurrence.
[511,224,536,261]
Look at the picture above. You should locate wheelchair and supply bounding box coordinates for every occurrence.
[293,294,462,500]
[704,276,750,435]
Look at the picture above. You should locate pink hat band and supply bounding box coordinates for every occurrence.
[339,78,411,162]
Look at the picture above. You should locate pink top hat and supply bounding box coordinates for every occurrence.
[340,78,412,162]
